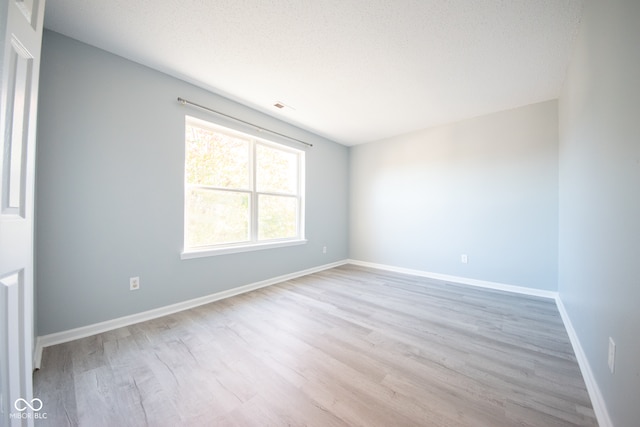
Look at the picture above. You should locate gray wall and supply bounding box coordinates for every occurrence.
[350,101,559,291]
[558,0,640,425]
[35,31,349,335]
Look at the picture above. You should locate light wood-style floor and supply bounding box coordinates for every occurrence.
[34,265,597,426]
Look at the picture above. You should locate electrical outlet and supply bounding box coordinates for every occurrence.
[461,254,468,264]
[322,246,327,254]
[608,337,616,373]
[130,276,140,291]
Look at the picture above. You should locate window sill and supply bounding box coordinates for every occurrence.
[181,239,307,260]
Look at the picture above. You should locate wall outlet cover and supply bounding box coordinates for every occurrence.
[608,337,616,373]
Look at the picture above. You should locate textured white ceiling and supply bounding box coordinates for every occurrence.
[43,0,583,145]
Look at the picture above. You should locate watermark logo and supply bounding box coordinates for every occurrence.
[10,398,47,420]
[14,398,43,412]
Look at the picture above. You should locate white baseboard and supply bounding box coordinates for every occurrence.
[34,259,348,369]
[346,259,558,299]
[555,297,613,427]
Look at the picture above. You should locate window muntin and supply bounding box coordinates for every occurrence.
[184,116,304,254]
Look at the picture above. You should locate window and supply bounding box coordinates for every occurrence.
[183,116,305,257]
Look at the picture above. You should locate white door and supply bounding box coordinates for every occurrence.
[0,0,45,426]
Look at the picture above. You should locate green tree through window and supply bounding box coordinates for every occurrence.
[184,116,304,252]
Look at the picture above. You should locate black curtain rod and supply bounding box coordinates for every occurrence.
[177,97,313,148]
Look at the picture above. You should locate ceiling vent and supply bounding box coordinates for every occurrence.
[273,101,296,111]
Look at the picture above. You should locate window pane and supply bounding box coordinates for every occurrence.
[258,195,297,240]
[256,144,298,194]
[186,188,250,247]
[185,124,250,189]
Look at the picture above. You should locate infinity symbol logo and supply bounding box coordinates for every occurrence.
[14,398,43,412]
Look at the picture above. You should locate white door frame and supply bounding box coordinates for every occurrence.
[0,0,45,426]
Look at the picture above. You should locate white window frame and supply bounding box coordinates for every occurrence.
[182,116,306,259]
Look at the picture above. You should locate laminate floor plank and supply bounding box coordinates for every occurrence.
[33,343,78,427]
[34,264,598,426]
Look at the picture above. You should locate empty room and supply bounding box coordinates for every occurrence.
[1,0,638,426]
